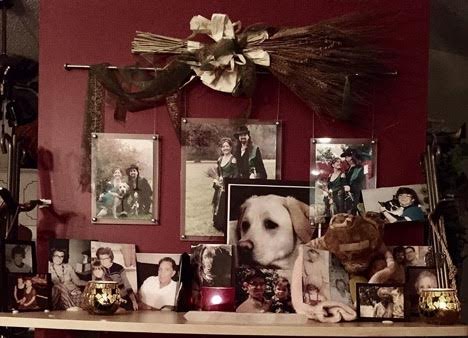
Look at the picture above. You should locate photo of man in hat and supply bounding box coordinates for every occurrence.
[340,147,366,214]
[126,164,153,215]
[233,125,267,179]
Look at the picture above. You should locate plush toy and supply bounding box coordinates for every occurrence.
[307,212,395,284]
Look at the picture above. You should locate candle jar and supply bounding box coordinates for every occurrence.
[200,286,236,312]
[418,288,461,325]
[81,281,122,315]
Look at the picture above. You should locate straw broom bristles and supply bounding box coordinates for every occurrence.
[132,31,190,54]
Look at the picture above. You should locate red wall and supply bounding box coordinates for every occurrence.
[38,0,428,286]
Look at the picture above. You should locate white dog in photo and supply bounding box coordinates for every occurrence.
[97,182,130,219]
[236,194,315,279]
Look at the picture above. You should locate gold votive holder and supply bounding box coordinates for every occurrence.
[81,281,122,315]
[418,288,461,325]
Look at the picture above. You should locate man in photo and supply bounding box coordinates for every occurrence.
[389,246,406,283]
[405,246,425,266]
[126,164,153,215]
[96,247,138,311]
[6,245,32,273]
[233,125,267,179]
[372,287,394,318]
[236,268,270,313]
[139,257,178,310]
[340,148,365,214]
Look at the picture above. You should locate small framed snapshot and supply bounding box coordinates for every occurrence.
[7,273,51,312]
[91,133,160,225]
[310,138,377,222]
[136,253,182,310]
[226,179,313,282]
[4,240,36,274]
[356,283,405,321]
[406,266,438,315]
[181,118,281,240]
[362,184,429,224]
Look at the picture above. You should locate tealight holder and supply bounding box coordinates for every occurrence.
[81,281,123,315]
[200,286,236,312]
[418,288,461,325]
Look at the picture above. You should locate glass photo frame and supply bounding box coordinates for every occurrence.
[181,118,281,241]
[91,133,160,225]
[310,138,377,222]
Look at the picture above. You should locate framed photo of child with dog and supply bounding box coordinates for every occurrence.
[310,138,377,222]
[180,118,281,241]
[91,133,160,225]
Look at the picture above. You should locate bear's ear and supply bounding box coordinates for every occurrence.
[284,196,315,243]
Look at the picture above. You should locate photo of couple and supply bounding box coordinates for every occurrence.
[91,133,158,224]
[182,119,280,239]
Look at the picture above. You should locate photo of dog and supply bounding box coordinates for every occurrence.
[96,182,130,219]
[226,179,315,281]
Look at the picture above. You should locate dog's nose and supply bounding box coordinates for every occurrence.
[238,239,253,250]
[237,239,254,265]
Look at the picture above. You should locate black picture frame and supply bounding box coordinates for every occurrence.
[356,283,406,321]
[405,266,438,315]
[3,240,36,274]
[6,273,51,312]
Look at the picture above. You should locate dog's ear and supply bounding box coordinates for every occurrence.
[284,196,315,243]
[236,202,248,240]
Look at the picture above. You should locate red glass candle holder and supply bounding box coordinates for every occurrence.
[200,286,236,312]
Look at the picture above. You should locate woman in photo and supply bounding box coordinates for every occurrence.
[48,248,87,310]
[340,148,366,214]
[414,270,437,294]
[211,137,238,232]
[381,187,425,223]
[324,158,346,216]
[19,278,39,310]
[14,277,26,308]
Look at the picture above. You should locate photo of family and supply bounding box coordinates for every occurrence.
[357,284,405,320]
[181,119,280,239]
[4,241,35,273]
[91,133,159,224]
[136,253,181,310]
[48,239,91,310]
[311,138,377,222]
[362,184,429,224]
[7,274,51,312]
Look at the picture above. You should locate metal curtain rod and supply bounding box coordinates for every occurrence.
[64,63,398,77]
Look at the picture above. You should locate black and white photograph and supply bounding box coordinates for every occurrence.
[406,266,438,315]
[4,240,36,274]
[226,179,314,283]
[7,273,51,312]
[181,118,281,240]
[302,247,331,305]
[48,239,91,310]
[235,266,294,313]
[91,241,138,311]
[91,133,159,224]
[310,138,377,221]
[356,283,405,321]
[362,184,429,224]
[329,254,352,306]
[190,244,234,310]
[136,253,181,310]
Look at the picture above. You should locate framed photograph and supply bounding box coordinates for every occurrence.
[302,247,331,305]
[4,240,36,274]
[356,283,405,321]
[226,179,313,283]
[7,273,51,312]
[310,138,377,222]
[181,118,281,240]
[406,266,438,315]
[91,241,138,311]
[362,184,429,224]
[91,133,160,225]
[136,253,182,310]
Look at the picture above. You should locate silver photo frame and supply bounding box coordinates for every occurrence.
[91,133,159,225]
[310,138,377,222]
[181,118,281,241]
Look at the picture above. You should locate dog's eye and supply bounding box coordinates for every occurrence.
[241,221,250,233]
[264,219,278,230]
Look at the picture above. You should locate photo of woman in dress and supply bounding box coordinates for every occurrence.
[323,158,346,217]
[210,137,238,232]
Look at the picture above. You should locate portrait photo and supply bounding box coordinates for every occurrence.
[226,179,314,283]
[136,253,181,310]
[91,133,159,224]
[91,241,138,311]
[302,247,331,306]
[362,184,429,224]
[356,283,405,321]
[4,240,36,274]
[310,138,377,221]
[235,266,294,314]
[7,273,51,312]
[48,239,91,310]
[406,266,438,315]
[329,255,352,306]
[181,118,281,240]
